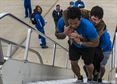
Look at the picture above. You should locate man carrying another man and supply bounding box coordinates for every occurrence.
[56,7,99,82]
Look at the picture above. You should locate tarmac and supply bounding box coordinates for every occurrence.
[0,0,117,81]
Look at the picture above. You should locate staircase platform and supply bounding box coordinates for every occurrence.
[28,78,110,84]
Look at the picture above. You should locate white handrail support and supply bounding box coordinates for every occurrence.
[24,28,32,61]
[6,44,12,59]
[52,43,57,66]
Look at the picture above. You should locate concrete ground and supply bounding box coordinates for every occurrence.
[0,0,117,81]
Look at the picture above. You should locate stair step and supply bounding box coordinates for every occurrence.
[27,78,110,84]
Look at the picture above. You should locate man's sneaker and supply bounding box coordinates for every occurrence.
[87,81,97,84]
[77,75,83,82]
[87,79,97,84]
[93,73,99,81]
[0,60,6,65]
[98,78,102,83]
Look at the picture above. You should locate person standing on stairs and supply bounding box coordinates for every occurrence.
[33,5,48,48]
[52,4,63,33]
[24,0,32,18]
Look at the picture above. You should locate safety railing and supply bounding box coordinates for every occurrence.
[108,26,117,83]
[0,37,43,64]
[0,13,69,68]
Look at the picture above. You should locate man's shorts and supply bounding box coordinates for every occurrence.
[69,44,96,65]
[100,51,111,67]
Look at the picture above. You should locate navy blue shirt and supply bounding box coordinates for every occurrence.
[57,17,98,48]
[34,12,45,31]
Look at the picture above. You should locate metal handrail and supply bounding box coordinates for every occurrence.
[0,37,43,64]
[110,26,117,70]
[0,13,68,52]
[108,26,117,83]
[0,13,69,68]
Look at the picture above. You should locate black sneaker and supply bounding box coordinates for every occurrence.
[93,73,99,81]
[77,75,83,82]
[87,79,93,84]
[87,79,92,81]
[41,45,48,49]
[0,60,6,65]
[98,78,102,83]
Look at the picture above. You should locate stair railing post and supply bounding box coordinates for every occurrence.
[6,43,12,59]
[52,43,57,66]
[24,28,32,62]
[0,40,4,62]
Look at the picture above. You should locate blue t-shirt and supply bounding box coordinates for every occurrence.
[100,31,112,52]
[70,1,85,8]
[57,17,65,32]
[57,17,98,48]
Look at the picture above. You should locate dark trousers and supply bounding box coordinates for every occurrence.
[38,31,46,47]
[24,5,32,17]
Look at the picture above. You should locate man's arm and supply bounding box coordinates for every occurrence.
[70,32,99,47]
[55,32,66,39]
[55,26,74,39]
[81,37,99,47]
[55,17,66,39]
[62,10,69,26]
[96,20,106,38]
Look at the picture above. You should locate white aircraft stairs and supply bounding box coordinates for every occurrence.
[0,13,116,84]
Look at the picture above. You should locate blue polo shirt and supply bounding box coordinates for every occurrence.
[57,17,65,32]
[57,17,98,48]
[100,31,112,52]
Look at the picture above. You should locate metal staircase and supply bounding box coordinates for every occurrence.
[0,13,116,84]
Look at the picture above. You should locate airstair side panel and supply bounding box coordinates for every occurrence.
[1,59,74,84]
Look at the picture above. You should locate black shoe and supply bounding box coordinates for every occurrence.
[87,79,93,83]
[87,79,92,81]
[25,16,28,18]
[0,60,6,65]
[93,73,98,81]
[98,78,102,83]
[77,75,83,82]
[41,45,48,49]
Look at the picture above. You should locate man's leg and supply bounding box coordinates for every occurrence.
[99,66,105,78]
[85,64,94,80]
[24,6,28,18]
[71,60,80,77]
[69,44,83,81]
[71,60,83,81]
[82,47,96,81]
[98,51,110,82]
[28,6,32,17]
